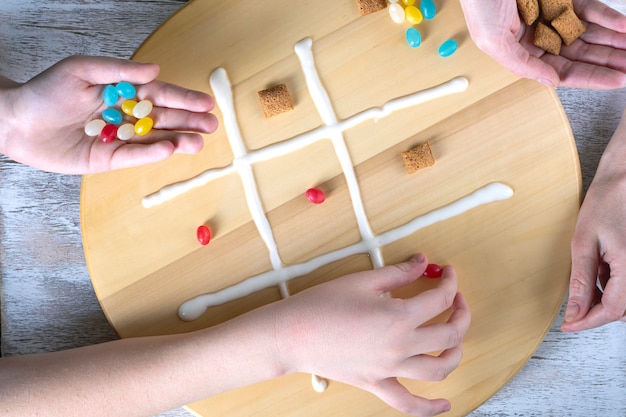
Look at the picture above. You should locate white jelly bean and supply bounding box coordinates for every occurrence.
[389,3,405,23]
[133,100,153,119]
[84,119,106,137]
[117,123,136,140]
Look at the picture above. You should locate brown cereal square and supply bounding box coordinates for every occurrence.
[258,84,294,119]
[551,6,587,45]
[516,0,540,26]
[355,0,387,16]
[401,142,435,174]
[534,22,562,55]
[538,0,572,21]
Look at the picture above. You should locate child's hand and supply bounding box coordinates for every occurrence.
[460,0,626,89]
[274,253,471,417]
[0,56,218,174]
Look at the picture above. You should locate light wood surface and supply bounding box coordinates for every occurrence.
[3,1,626,417]
[81,1,581,416]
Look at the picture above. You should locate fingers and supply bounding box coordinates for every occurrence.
[372,378,451,417]
[563,237,602,327]
[404,266,459,325]
[371,253,429,295]
[563,269,626,332]
[61,56,161,86]
[414,293,471,351]
[151,106,219,134]
[575,0,626,34]
[138,80,215,113]
[399,344,464,382]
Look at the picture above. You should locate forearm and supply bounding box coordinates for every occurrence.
[0,307,285,417]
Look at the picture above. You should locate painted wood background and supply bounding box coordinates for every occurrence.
[1,1,625,416]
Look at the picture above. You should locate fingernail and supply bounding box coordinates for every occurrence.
[537,78,556,88]
[410,253,426,264]
[564,301,579,321]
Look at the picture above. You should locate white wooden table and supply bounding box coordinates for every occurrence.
[1,1,625,416]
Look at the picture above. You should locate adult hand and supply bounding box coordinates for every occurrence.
[276,253,471,416]
[562,108,626,332]
[459,0,626,89]
[0,56,218,174]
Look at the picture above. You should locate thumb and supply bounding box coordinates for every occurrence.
[564,250,601,324]
[63,56,160,86]
[372,254,427,294]
[373,378,451,416]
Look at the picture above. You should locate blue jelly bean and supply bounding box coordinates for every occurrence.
[102,107,123,125]
[406,27,422,48]
[420,0,436,20]
[103,84,118,107]
[438,39,458,57]
[116,82,136,99]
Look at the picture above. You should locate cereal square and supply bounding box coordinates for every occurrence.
[355,0,387,16]
[401,142,435,174]
[258,84,294,119]
[534,22,562,55]
[551,6,587,45]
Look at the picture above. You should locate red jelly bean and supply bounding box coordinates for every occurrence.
[306,188,326,204]
[197,225,211,246]
[423,263,443,278]
[100,124,118,143]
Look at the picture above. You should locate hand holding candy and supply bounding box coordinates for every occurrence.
[459,0,626,89]
[0,56,218,174]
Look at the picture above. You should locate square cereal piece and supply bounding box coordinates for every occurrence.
[534,22,562,55]
[258,84,294,119]
[551,6,586,45]
[401,142,435,174]
[355,0,387,16]
[516,0,540,26]
[538,0,572,21]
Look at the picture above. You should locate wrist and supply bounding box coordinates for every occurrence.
[0,76,21,158]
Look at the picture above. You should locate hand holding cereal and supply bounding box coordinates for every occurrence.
[459,0,626,89]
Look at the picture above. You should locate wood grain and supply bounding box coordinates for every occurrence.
[81,1,580,416]
[2,1,626,417]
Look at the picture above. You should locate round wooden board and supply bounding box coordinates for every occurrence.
[80,1,581,416]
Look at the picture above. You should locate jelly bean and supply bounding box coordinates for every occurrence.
[197,225,211,246]
[117,123,135,141]
[100,124,118,143]
[103,84,118,107]
[405,6,423,24]
[102,107,123,125]
[389,3,405,24]
[133,99,153,119]
[423,263,443,278]
[135,117,154,136]
[406,27,422,48]
[121,99,138,117]
[420,0,436,19]
[116,81,136,99]
[401,0,415,5]
[84,119,106,137]
[305,188,326,204]
[438,39,458,57]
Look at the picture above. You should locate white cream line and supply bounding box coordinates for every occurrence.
[178,182,513,321]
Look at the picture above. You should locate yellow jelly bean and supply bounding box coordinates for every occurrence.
[121,99,137,116]
[134,117,154,136]
[405,5,423,24]
[401,0,416,6]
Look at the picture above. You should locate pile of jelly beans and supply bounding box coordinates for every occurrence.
[387,0,458,57]
[84,82,155,143]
